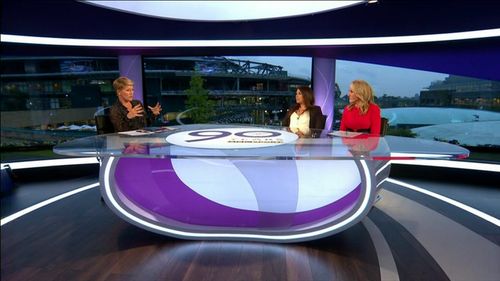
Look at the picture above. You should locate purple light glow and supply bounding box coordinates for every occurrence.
[119,55,144,102]
[313,57,335,130]
[113,157,361,229]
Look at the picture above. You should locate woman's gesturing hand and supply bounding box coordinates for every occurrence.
[148,102,162,116]
[126,103,144,119]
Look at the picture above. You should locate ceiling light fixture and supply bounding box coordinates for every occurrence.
[2,28,499,47]
[82,0,363,22]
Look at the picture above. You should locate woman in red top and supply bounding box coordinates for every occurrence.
[340,80,381,135]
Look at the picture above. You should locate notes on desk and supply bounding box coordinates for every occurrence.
[118,127,176,136]
[118,129,154,136]
[153,126,177,133]
[327,131,363,138]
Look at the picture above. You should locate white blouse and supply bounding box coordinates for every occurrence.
[289,111,311,135]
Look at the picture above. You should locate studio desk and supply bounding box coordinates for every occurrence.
[54,124,469,243]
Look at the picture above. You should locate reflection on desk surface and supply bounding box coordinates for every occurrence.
[53,124,469,160]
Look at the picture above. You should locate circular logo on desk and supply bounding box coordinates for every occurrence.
[166,127,298,149]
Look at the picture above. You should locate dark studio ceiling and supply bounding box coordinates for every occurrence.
[1,0,500,80]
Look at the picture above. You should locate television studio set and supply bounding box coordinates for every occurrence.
[1,1,499,280]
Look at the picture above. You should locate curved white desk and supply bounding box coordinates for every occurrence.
[54,125,469,242]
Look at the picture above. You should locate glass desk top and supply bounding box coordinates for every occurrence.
[54,124,469,160]
[53,124,470,242]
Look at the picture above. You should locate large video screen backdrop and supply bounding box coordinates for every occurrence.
[336,60,500,162]
[1,55,498,162]
[142,56,312,127]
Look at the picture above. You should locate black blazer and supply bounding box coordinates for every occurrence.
[282,105,324,129]
[110,100,156,132]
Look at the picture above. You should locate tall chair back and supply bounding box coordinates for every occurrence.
[94,107,114,135]
[380,117,389,136]
[319,115,327,130]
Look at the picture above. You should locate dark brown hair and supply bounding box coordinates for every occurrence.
[293,86,315,111]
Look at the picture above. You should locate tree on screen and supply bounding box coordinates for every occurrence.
[185,75,215,123]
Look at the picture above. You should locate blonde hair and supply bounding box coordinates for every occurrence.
[349,80,375,114]
[113,76,134,92]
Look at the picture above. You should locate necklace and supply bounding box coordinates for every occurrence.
[296,108,306,120]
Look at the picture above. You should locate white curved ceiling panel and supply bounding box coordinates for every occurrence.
[83,1,364,21]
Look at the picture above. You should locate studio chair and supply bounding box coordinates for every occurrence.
[380,117,389,136]
[311,114,327,138]
[93,107,114,205]
[319,115,327,130]
[1,164,16,196]
[94,107,114,135]
[372,116,390,208]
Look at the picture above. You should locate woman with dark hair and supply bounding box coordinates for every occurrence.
[340,80,381,135]
[282,86,324,137]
